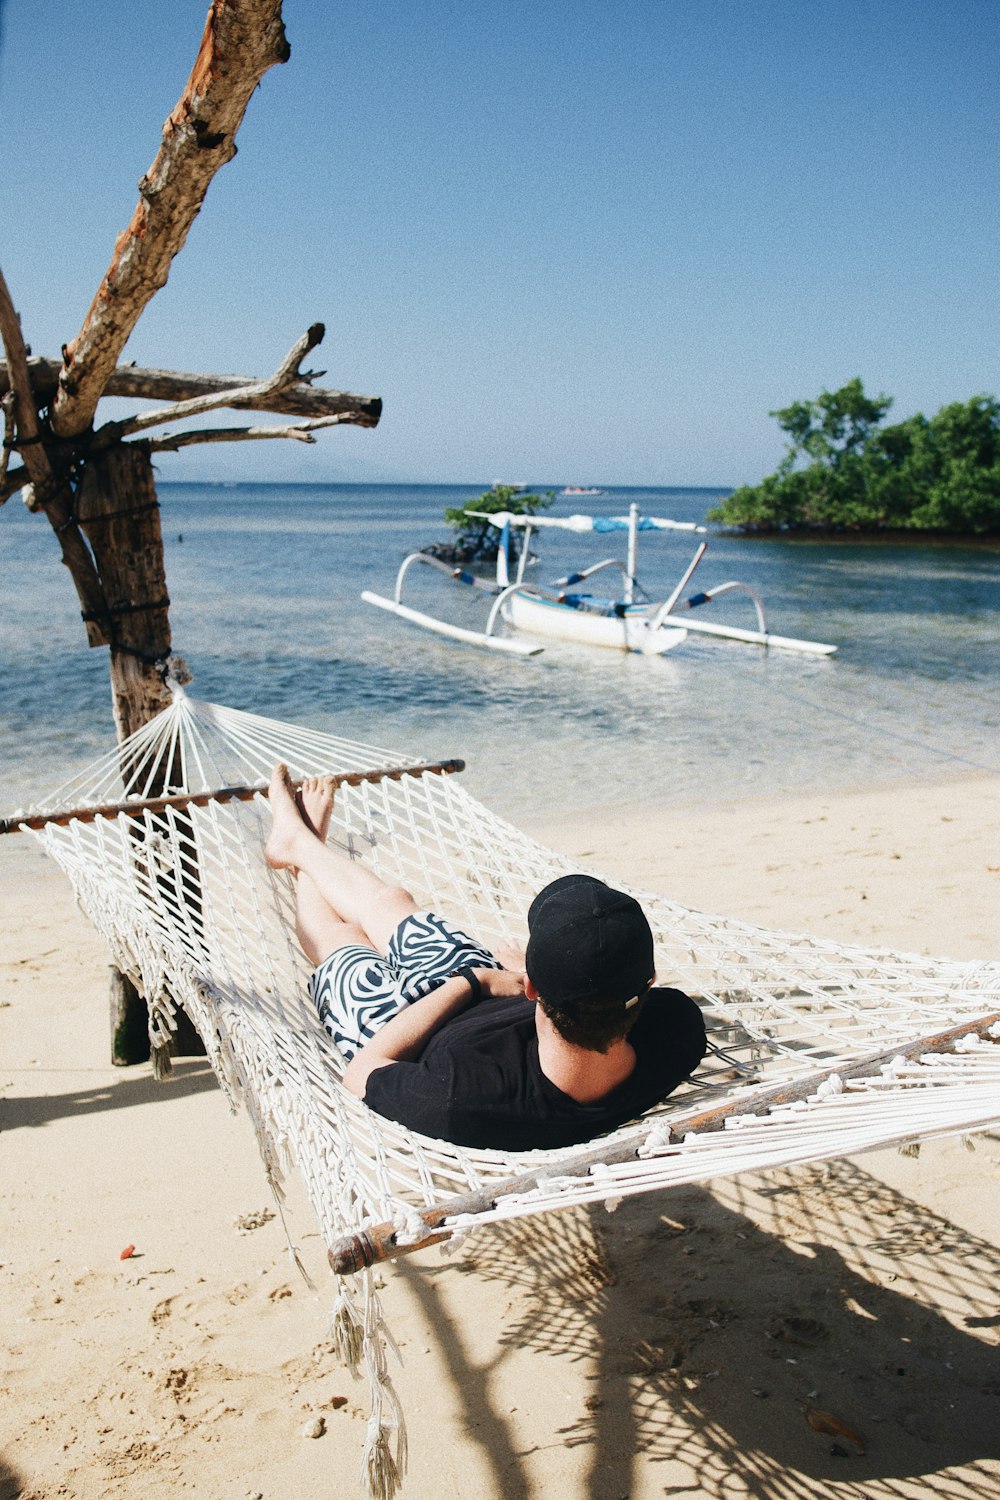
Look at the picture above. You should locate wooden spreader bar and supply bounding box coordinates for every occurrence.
[0,758,465,836]
[329,1009,1000,1276]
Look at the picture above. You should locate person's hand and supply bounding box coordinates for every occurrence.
[475,965,526,998]
[494,940,527,971]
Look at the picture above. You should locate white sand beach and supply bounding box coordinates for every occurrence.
[1,774,998,1500]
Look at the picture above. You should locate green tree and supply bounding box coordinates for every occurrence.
[772,378,893,472]
[441,484,554,562]
[709,382,1000,535]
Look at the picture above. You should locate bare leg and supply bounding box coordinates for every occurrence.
[266,766,419,958]
[290,777,364,964]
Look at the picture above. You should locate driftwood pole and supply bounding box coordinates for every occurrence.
[0,1,382,1066]
[77,446,174,739]
[78,442,182,1065]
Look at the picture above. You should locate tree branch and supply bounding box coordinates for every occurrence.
[0,392,14,495]
[101,325,327,440]
[50,0,290,438]
[0,274,49,482]
[0,267,109,642]
[1,462,29,505]
[143,414,351,451]
[0,356,382,426]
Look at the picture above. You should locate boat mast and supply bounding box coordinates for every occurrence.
[516,524,533,584]
[625,502,639,604]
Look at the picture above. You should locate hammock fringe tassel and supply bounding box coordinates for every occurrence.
[330,1284,365,1374]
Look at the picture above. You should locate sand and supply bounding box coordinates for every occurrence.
[1,774,998,1500]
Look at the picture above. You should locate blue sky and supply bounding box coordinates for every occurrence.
[2,0,997,486]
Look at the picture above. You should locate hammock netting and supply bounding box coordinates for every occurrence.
[19,689,1000,1497]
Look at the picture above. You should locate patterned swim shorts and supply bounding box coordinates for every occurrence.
[309,910,503,1060]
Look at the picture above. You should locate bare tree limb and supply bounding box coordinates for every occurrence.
[101,325,327,441]
[50,0,290,438]
[0,274,50,480]
[266,323,326,389]
[144,414,352,451]
[0,267,109,642]
[1,356,382,426]
[0,392,14,494]
[1,462,29,505]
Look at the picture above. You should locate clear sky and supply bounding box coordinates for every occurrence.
[1,0,997,486]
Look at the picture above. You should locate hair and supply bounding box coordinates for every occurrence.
[537,991,648,1052]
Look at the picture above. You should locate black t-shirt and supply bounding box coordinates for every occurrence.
[363,987,706,1151]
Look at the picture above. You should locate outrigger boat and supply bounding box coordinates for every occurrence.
[361,504,838,658]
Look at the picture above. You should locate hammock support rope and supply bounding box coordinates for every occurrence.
[16,688,1000,1500]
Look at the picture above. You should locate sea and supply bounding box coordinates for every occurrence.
[2,483,998,820]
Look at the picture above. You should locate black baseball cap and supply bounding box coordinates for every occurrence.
[525,874,655,1014]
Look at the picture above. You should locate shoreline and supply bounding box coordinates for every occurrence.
[1,772,998,1498]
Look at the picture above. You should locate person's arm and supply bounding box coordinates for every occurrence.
[342,966,525,1099]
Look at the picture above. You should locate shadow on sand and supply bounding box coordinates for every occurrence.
[399,1152,1000,1497]
[0,1457,27,1500]
[0,1058,219,1132]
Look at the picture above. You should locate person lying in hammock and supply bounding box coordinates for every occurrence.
[266,766,706,1152]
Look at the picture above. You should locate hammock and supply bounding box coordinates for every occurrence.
[13,687,1000,1499]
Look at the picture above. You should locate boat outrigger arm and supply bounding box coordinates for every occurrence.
[362,551,544,656]
[361,506,838,657]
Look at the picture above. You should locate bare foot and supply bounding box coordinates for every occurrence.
[265,763,313,870]
[297,775,335,843]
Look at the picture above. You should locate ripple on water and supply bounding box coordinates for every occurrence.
[1,483,997,816]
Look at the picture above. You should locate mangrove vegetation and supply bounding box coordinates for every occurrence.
[708,379,1000,535]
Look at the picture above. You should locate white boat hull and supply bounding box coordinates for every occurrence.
[503,592,688,654]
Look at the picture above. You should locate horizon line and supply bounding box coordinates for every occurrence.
[154,478,736,491]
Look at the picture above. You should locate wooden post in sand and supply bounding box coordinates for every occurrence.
[0,1,382,1065]
[85,444,182,1066]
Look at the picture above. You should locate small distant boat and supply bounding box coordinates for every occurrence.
[362,504,838,659]
[561,485,604,495]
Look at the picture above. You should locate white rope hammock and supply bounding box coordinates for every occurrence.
[16,689,1000,1498]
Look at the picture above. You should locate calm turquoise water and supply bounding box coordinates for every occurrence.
[2,483,998,817]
